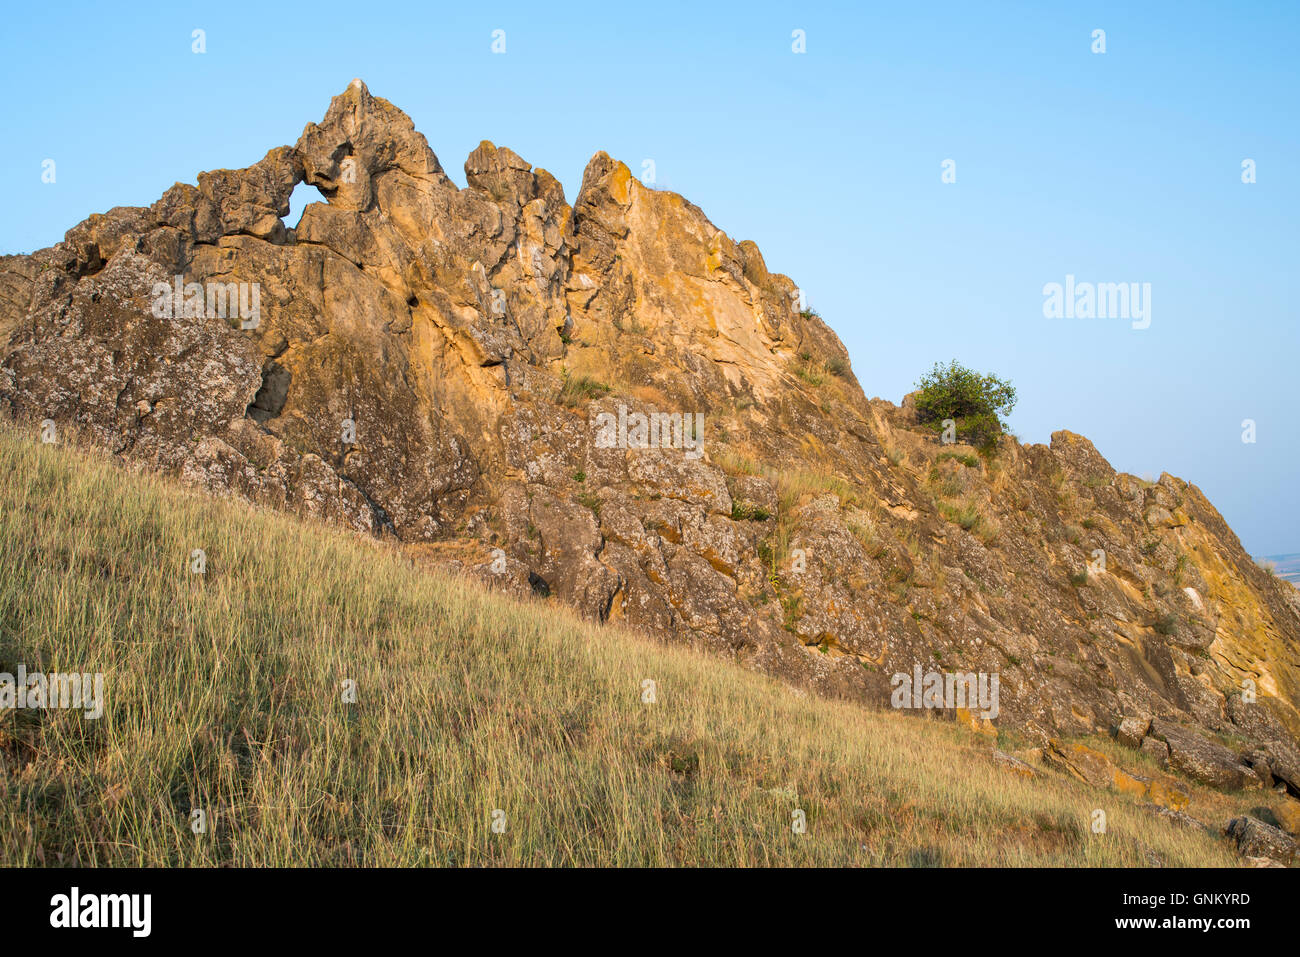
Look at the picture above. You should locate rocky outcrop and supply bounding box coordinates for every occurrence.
[1043,739,1190,808]
[1276,799,1300,836]
[3,81,1299,785]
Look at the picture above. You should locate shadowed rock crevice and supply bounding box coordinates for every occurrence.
[247,361,291,423]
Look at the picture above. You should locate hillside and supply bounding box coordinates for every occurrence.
[2,80,1299,852]
[2,426,1290,866]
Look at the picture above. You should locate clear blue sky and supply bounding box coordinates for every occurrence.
[3,1,1296,553]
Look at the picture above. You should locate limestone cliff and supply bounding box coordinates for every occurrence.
[4,81,1298,796]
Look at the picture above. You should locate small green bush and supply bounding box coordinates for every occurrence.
[914,360,1017,453]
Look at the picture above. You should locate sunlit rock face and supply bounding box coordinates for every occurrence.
[4,81,1299,785]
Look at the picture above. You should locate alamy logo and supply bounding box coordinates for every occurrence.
[594,404,704,460]
[890,666,999,720]
[1042,275,1150,329]
[0,666,103,719]
[50,887,151,937]
[150,275,260,329]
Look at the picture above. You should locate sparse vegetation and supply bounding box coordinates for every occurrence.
[557,371,611,408]
[712,448,761,477]
[933,498,1000,545]
[1173,551,1189,586]
[926,461,999,547]
[937,500,980,532]
[712,450,859,512]
[794,364,825,387]
[848,518,885,557]
[610,313,646,336]
[937,451,980,469]
[928,466,964,498]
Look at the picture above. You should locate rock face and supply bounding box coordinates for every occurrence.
[3,81,1300,778]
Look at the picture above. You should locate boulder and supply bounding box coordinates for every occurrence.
[993,750,1037,779]
[1150,719,1257,790]
[1142,804,1205,831]
[1140,736,1170,768]
[1261,740,1300,796]
[1224,816,1298,864]
[1274,799,1300,837]
[1116,715,1150,749]
[1147,776,1191,811]
[1044,739,1150,798]
[957,707,998,741]
[1044,739,1116,789]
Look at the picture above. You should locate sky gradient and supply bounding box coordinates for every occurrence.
[2,0,1295,553]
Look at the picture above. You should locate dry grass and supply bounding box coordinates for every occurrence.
[556,373,611,408]
[713,447,865,575]
[0,426,1244,866]
[711,449,858,510]
[847,515,884,557]
[934,496,1000,547]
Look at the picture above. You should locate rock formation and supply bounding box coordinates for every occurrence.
[4,80,1299,795]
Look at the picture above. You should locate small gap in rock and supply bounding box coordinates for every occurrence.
[247,360,291,423]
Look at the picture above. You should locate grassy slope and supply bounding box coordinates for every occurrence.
[0,427,1248,866]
